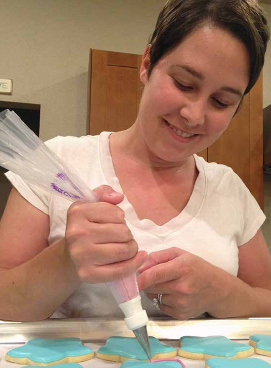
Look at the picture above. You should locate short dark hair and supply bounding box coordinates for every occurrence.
[148,0,270,94]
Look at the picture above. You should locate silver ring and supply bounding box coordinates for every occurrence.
[158,293,163,305]
[153,298,160,311]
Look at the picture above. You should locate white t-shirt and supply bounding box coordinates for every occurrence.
[5,132,265,318]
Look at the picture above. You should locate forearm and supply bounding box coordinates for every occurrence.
[0,238,81,321]
[207,270,271,318]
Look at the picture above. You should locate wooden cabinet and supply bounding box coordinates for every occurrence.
[88,49,263,208]
[87,49,142,134]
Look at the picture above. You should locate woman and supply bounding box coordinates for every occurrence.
[0,0,270,321]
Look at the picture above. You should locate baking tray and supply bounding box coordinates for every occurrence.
[1,318,271,343]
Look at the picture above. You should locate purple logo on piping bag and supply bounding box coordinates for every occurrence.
[51,183,81,200]
[56,172,69,181]
[53,172,86,199]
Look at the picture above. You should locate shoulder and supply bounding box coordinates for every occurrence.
[42,132,111,184]
[195,154,247,194]
[195,154,261,215]
[195,154,234,179]
[44,134,99,156]
[195,155,265,245]
[44,132,112,160]
[195,154,263,218]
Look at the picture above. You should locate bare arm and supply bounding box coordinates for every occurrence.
[0,188,80,321]
[138,230,271,319]
[208,229,271,318]
[0,186,147,322]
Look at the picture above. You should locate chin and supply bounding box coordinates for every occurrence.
[152,145,194,164]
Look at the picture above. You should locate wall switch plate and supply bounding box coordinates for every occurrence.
[0,79,13,95]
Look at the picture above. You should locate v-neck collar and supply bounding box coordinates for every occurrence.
[99,131,206,239]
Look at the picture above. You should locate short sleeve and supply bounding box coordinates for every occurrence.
[4,136,61,215]
[233,172,266,245]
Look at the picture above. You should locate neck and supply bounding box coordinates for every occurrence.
[110,123,194,173]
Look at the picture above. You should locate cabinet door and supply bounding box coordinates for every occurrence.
[207,75,263,208]
[88,49,142,135]
[249,75,264,209]
[208,95,250,186]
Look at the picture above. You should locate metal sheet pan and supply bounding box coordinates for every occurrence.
[1,318,271,343]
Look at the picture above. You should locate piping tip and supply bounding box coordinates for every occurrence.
[133,325,152,361]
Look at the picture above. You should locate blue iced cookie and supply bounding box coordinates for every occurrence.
[206,357,271,368]
[5,338,94,365]
[97,336,176,362]
[121,359,186,368]
[22,365,83,368]
[179,336,254,360]
[250,334,271,357]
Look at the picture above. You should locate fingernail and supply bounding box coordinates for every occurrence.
[108,192,120,197]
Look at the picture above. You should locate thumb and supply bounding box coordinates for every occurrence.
[138,247,186,273]
[93,185,124,205]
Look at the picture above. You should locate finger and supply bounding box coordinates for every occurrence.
[146,292,172,308]
[159,300,196,320]
[137,256,187,291]
[148,292,177,318]
[138,247,186,273]
[72,239,139,265]
[79,250,148,283]
[147,293,189,320]
[88,223,133,243]
[68,201,126,224]
[92,185,124,205]
[142,281,176,295]
[157,303,181,320]
[67,222,133,244]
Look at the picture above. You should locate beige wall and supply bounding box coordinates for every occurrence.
[1,1,271,226]
[0,0,165,140]
[0,0,164,215]
[0,1,270,141]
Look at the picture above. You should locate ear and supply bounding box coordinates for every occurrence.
[140,46,151,86]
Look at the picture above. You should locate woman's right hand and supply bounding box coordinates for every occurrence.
[65,185,148,284]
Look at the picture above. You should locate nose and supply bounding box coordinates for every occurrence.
[180,98,206,126]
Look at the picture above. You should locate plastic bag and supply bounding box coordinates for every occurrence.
[0,110,150,334]
[0,109,98,202]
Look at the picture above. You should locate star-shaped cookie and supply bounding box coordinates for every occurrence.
[97,336,176,362]
[5,338,94,365]
[250,334,271,357]
[206,357,271,368]
[179,336,254,360]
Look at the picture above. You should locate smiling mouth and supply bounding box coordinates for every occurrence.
[164,119,197,138]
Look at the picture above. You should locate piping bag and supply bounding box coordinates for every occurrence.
[0,109,151,360]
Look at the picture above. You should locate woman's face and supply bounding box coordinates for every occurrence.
[137,25,250,163]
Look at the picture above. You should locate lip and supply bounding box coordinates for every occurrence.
[163,119,199,141]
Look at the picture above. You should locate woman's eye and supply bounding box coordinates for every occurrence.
[173,79,192,91]
[212,98,230,109]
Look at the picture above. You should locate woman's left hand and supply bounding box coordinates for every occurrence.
[137,247,230,320]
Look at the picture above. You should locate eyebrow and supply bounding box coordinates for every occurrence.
[171,64,243,97]
[219,86,243,98]
[172,64,204,81]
